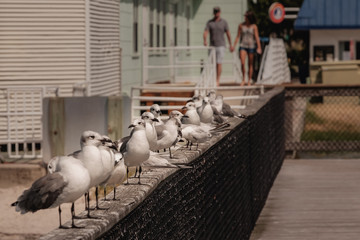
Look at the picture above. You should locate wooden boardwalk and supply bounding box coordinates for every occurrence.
[250,159,360,240]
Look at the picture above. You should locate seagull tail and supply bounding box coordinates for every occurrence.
[210,122,231,133]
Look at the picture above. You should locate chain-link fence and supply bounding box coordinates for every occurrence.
[285,85,360,152]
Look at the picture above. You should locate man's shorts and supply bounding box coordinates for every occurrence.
[215,46,225,64]
[209,46,225,64]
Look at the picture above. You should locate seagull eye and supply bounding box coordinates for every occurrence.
[89,135,95,139]
[48,165,52,169]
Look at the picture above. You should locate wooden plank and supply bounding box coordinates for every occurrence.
[48,97,65,157]
[107,96,122,142]
[251,159,360,240]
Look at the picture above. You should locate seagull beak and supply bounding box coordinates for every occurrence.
[110,142,118,150]
[128,124,135,128]
[157,110,162,115]
[182,106,187,110]
[181,115,189,119]
[152,118,160,122]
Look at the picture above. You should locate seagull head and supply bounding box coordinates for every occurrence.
[141,111,159,123]
[47,156,60,174]
[150,104,161,117]
[192,95,203,108]
[80,130,104,148]
[203,97,210,104]
[128,119,146,129]
[207,89,217,101]
[182,101,196,111]
[169,110,184,120]
[101,135,118,150]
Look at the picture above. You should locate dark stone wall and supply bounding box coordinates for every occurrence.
[98,87,285,240]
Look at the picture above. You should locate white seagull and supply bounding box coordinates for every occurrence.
[120,119,150,184]
[141,111,159,152]
[12,155,91,229]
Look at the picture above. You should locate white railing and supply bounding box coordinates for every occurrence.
[0,86,58,159]
[257,38,291,84]
[142,46,243,89]
[130,85,264,121]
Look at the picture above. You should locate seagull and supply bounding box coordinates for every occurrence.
[12,155,91,229]
[181,124,212,150]
[171,110,230,149]
[68,130,107,217]
[120,119,150,184]
[182,101,201,125]
[155,113,182,158]
[101,139,126,201]
[98,136,123,201]
[150,104,164,126]
[141,111,159,152]
[212,94,248,119]
[192,95,204,115]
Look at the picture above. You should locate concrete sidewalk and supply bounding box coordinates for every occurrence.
[251,159,360,240]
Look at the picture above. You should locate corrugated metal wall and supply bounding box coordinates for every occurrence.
[0,0,87,97]
[0,0,121,97]
[89,0,121,96]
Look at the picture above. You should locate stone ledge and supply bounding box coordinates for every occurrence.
[40,117,243,240]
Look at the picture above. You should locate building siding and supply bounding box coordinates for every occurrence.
[89,0,121,96]
[0,0,87,97]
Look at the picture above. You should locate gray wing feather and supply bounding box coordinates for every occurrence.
[12,172,67,213]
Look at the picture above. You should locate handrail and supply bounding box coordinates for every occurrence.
[130,85,265,122]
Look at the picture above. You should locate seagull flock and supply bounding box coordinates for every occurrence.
[11,90,247,229]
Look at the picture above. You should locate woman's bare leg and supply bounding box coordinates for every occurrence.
[240,50,247,86]
[248,53,254,85]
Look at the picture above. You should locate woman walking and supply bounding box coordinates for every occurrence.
[233,11,262,86]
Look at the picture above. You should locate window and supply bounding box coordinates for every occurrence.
[149,0,154,47]
[356,41,360,60]
[156,0,160,47]
[314,46,334,62]
[174,4,178,46]
[186,3,190,46]
[162,1,166,47]
[133,0,139,53]
[339,41,350,60]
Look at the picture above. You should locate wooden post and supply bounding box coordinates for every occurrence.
[107,96,123,141]
[49,98,65,157]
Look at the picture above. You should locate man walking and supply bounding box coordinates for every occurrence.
[203,6,233,86]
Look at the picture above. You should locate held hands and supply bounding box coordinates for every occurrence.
[229,45,234,52]
[256,47,262,55]
[204,41,207,46]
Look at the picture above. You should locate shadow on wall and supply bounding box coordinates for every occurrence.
[42,96,128,162]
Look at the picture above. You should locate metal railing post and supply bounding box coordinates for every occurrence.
[142,47,148,85]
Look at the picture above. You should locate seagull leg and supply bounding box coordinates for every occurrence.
[103,187,107,201]
[71,203,84,228]
[95,186,108,210]
[86,193,101,219]
[58,205,64,229]
[169,148,172,158]
[196,143,199,150]
[112,186,118,201]
[84,193,87,210]
[125,167,129,185]
[138,166,142,185]
[134,167,138,178]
